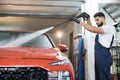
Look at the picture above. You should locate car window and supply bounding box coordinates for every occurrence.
[0,32,53,48]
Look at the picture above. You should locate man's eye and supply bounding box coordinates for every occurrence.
[95,19,99,21]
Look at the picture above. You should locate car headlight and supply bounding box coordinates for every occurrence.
[48,71,70,80]
[50,59,69,66]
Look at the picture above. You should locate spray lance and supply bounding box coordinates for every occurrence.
[53,12,90,27]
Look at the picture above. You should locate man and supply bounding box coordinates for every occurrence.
[72,12,116,80]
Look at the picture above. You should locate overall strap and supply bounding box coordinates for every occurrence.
[110,35,114,49]
[95,34,98,42]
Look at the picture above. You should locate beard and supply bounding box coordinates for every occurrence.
[97,22,103,27]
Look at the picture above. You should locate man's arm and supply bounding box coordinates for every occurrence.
[79,19,104,34]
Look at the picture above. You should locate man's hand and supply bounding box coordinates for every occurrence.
[76,12,90,20]
[71,17,80,24]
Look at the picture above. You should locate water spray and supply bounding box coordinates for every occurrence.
[1,27,54,47]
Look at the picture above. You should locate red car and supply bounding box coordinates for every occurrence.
[0,30,75,80]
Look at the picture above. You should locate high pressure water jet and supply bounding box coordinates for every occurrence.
[1,27,54,47]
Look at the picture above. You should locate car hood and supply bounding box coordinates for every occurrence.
[0,47,66,61]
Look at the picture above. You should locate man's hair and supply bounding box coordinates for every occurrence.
[94,12,105,18]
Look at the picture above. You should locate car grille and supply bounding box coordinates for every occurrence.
[0,67,48,80]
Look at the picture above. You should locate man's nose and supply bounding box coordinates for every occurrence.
[96,23,99,24]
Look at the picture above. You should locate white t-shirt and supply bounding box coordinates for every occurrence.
[98,24,116,48]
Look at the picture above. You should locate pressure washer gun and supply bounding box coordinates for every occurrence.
[71,12,90,24]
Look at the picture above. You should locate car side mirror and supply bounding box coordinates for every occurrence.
[57,44,68,52]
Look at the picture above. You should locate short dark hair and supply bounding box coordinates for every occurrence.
[94,12,105,18]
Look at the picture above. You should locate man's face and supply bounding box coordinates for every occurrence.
[94,16,104,27]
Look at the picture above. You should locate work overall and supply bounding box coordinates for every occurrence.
[95,34,114,80]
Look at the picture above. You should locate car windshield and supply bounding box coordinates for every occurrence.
[0,32,53,48]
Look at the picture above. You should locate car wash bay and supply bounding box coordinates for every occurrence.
[0,0,120,80]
